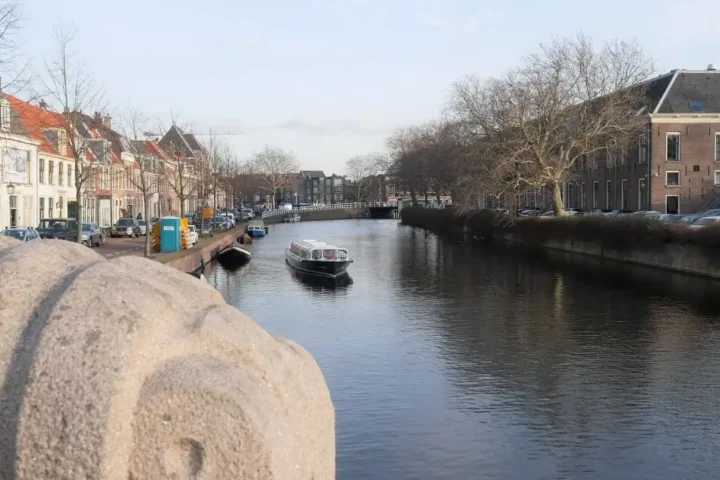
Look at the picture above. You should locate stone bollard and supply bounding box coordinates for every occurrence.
[0,237,335,479]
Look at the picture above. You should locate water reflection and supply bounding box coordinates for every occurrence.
[210,220,720,479]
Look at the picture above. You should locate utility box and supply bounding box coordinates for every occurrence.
[160,217,181,253]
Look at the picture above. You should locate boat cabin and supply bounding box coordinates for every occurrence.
[289,240,349,262]
[248,220,265,232]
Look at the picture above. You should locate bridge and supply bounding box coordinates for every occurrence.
[261,202,398,220]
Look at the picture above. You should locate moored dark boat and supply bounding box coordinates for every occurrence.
[217,245,252,269]
[285,239,353,278]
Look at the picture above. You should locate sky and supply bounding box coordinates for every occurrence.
[14,0,720,175]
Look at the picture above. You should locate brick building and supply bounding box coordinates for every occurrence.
[567,67,720,214]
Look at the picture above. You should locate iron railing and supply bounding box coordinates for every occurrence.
[261,202,393,218]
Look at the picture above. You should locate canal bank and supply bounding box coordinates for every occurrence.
[155,225,245,273]
[401,206,720,279]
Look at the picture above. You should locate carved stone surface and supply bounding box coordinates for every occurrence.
[0,237,335,479]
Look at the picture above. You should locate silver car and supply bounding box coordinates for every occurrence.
[0,227,41,242]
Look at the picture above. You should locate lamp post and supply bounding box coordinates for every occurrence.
[6,182,15,228]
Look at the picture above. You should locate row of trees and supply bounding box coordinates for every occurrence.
[383,34,655,214]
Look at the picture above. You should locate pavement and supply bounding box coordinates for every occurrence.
[96,235,150,258]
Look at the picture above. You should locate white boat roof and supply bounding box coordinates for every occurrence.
[293,239,345,250]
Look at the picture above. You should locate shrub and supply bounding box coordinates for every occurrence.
[400,206,720,253]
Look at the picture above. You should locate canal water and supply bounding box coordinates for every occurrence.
[208,219,720,480]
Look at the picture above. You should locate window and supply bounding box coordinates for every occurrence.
[592,181,599,209]
[2,148,29,184]
[666,171,680,187]
[606,181,613,209]
[716,134,720,162]
[689,101,706,112]
[49,197,54,218]
[58,162,64,185]
[48,160,54,184]
[693,165,700,172]
[715,170,720,186]
[39,159,45,183]
[0,100,10,131]
[67,165,72,186]
[666,195,679,214]
[58,197,63,215]
[666,133,680,162]
[580,182,586,210]
[39,198,45,219]
[8,195,17,226]
[621,179,628,210]
[639,135,648,164]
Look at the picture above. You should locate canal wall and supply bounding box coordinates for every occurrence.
[264,207,367,225]
[0,236,335,479]
[155,225,245,273]
[400,206,720,279]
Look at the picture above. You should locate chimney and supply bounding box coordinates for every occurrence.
[708,63,717,71]
[93,111,101,121]
[39,99,48,110]
[102,114,111,129]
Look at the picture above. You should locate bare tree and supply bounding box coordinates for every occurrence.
[252,146,299,207]
[231,160,262,205]
[120,106,162,256]
[447,34,654,214]
[0,0,32,96]
[40,22,105,242]
[345,153,383,202]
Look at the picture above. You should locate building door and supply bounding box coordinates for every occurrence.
[638,178,647,210]
[67,201,77,219]
[621,180,628,210]
[9,195,17,227]
[99,199,111,228]
[666,195,679,214]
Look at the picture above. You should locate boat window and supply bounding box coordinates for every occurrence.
[323,249,338,260]
[338,250,348,260]
[312,250,322,260]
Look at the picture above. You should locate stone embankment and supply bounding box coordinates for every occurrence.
[401,206,720,279]
[0,237,335,479]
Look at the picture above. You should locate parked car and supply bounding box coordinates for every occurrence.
[677,215,703,225]
[658,214,685,224]
[689,216,720,230]
[219,212,236,227]
[199,223,213,236]
[0,227,41,242]
[700,209,720,217]
[188,225,198,245]
[111,218,141,238]
[149,217,160,232]
[240,209,254,221]
[80,223,104,247]
[211,216,229,232]
[138,220,148,236]
[37,218,79,241]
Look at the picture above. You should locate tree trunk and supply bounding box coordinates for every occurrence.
[435,191,441,204]
[143,190,151,257]
[410,188,417,205]
[75,173,83,243]
[179,194,185,217]
[552,181,565,216]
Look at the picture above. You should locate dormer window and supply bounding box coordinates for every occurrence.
[0,100,10,131]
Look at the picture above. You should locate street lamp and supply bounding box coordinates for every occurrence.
[6,182,15,195]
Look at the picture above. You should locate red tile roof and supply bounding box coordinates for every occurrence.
[6,95,73,158]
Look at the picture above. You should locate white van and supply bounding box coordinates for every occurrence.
[219,213,236,227]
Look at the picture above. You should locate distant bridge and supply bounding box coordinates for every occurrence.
[261,202,398,220]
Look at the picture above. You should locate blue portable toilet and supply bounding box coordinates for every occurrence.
[160,216,181,252]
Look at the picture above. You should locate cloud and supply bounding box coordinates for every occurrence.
[417,8,505,32]
[270,116,395,136]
